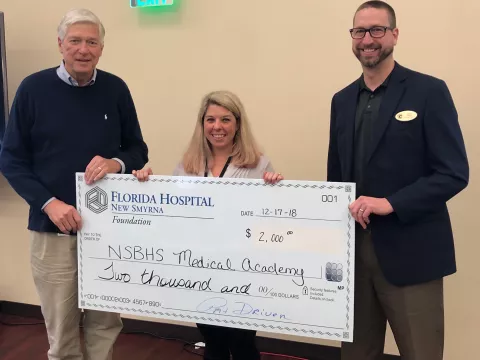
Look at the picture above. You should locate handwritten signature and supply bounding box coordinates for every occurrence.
[196,297,290,320]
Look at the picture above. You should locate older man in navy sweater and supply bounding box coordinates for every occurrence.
[0,9,148,360]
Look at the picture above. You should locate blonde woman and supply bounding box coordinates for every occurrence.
[134,90,283,359]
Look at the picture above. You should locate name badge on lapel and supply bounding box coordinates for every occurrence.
[395,110,417,122]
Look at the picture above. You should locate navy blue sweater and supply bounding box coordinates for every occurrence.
[0,67,148,233]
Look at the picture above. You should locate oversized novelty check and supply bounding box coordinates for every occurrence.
[76,174,355,341]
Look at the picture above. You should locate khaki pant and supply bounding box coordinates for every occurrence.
[30,231,123,360]
[342,230,444,360]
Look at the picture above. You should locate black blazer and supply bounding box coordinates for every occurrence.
[327,63,469,286]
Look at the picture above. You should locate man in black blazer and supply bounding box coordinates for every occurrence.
[327,1,469,359]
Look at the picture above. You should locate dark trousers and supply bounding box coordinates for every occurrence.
[197,323,261,360]
[341,230,444,360]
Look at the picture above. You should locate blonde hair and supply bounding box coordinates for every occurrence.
[182,90,261,175]
[58,9,105,44]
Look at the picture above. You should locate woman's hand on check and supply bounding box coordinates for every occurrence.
[133,167,153,182]
[263,172,284,184]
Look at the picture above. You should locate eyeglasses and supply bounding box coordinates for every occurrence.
[349,26,392,39]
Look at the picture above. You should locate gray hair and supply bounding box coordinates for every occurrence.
[57,9,105,44]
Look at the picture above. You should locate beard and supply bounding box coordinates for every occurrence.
[354,45,393,68]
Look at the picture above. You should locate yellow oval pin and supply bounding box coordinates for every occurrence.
[395,110,417,122]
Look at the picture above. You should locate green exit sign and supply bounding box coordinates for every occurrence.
[130,0,174,8]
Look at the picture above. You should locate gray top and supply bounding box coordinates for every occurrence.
[173,155,274,179]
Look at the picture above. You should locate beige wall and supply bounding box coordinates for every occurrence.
[0,0,478,358]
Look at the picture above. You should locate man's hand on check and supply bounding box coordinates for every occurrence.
[349,196,393,229]
[85,156,121,185]
[133,167,153,182]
